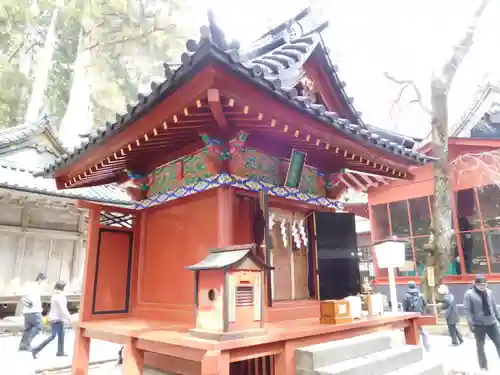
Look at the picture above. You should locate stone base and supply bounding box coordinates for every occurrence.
[188,328,267,341]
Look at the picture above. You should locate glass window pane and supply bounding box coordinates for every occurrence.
[397,241,416,276]
[455,189,480,229]
[413,236,459,276]
[389,201,410,237]
[460,231,488,275]
[409,197,431,236]
[477,185,500,229]
[413,237,430,276]
[485,229,500,273]
[371,204,390,240]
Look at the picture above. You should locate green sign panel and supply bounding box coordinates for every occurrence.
[285,149,307,188]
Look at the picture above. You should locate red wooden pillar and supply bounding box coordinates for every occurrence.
[404,318,420,345]
[200,350,230,375]
[71,328,90,375]
[123,337,144,375]
[79,205,101,322]
[274,342,294,375]
[217,187,235,247]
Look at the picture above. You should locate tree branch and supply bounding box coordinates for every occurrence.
[441,0,491,87]
[7,41,25,63]
[85,25,163,52]
[383,72,432,115]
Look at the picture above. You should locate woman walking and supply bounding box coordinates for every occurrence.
[32,281,72,358]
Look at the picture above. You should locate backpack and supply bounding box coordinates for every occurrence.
[407,293,424,313]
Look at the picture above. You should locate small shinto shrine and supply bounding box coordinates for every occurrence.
[39,8,433,375]
[186,243,272,340]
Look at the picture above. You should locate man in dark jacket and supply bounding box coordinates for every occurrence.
[402,281,430,351]
[464,274,500,371]
[438,284,463,346]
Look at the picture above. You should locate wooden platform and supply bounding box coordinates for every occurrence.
[74,313,428,375]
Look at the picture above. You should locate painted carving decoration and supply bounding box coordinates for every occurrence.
[124,169,151,201]
[201,131,248,161]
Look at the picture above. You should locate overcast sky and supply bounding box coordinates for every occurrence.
[198,0,500,139]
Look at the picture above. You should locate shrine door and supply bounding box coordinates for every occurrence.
[315,212,361,300]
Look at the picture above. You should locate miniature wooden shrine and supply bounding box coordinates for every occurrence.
[38,8,434,375]
[186,243,272,341]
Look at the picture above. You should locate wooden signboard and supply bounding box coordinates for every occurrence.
[285,149,306,188]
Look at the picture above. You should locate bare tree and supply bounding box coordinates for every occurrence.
[384,0,491,297]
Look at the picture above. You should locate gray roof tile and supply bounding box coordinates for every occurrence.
[40,9,433,179]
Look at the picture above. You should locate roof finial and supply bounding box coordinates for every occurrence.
[206,9,228,50]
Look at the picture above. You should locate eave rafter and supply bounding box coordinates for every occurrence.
[217,94,412,180]
[61,96,219,189]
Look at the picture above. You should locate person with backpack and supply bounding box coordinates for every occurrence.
[464,275,500,372]
[402,281,430,351]
[438,284,463,346]
[19,272,46,351]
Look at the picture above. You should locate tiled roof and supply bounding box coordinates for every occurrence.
[0,116,65,151]
[0,163,131,205]
[40,9,433,178]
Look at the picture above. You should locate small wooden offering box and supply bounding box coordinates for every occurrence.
[320,299,353,325]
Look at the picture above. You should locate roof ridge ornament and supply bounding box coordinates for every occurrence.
[198,9,240,52]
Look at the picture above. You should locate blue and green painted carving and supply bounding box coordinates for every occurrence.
[200,132,248,160]
[299,166,320,195]
[285,149,306,188]
[148,164,179,196]
[183,148,213,185]
[239,148,281,185]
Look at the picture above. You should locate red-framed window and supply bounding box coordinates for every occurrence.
[370,184,500,278]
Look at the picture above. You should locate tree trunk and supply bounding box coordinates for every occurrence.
[24,6,60,122]
[421,78,452,299]
[58,29,92,149]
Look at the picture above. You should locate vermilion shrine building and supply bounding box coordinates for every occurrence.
[40,9,431,375]
[366,85,500,302]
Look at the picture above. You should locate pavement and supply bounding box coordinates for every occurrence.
[0,330,120,374]
[1,330,500,374]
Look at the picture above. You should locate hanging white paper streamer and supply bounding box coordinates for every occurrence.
[299,219,308,247]
[280,219,288,248]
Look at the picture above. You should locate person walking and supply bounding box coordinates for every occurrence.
[402,281,430,351]
[31,281,72,358]
[464,274,500,372]
[438,284,463,346]
[19,272,46,351]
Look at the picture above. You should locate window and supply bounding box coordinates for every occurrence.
[409,197,431,236]
[485,230,500,273]
[371,196,456,278]
[236,286,254,306]
[371,204,390,240]
[269,210,310,301]
[455,189,480,229]
[389,201,411,237]
[477,185,500,229]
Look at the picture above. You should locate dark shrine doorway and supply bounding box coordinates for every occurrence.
[315,212,361,300]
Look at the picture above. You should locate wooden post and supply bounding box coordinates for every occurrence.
[71,327,90,375]
[200,350,230,375]
[123,337,144,375]
[12,205,30,290]
[217,188,234,247]
[79,206,101,322]
[404,318,420,346]
[274,343,294,375]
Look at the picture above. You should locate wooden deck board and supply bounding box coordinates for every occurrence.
[78,313,420,351]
